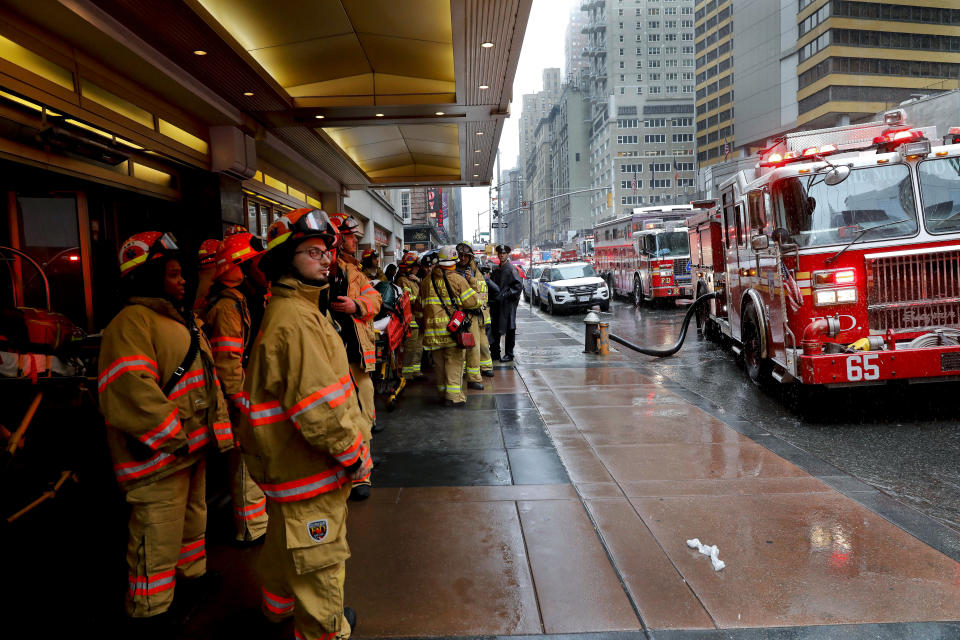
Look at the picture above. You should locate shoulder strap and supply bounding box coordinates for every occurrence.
[161,311,201,397]
[431,277,454,319]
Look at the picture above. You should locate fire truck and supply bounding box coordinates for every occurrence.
[688,109,960,386]
[594,204,696,304]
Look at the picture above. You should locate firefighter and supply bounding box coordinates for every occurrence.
[329,214,382,501]
[98,232,233,630]
[193,238,222,311]
[420,245,480,406]
[238,208,371,640]
[361,248,387,282]
[396,251,423,378]
[203,232,269,544]
[455,243,486,389]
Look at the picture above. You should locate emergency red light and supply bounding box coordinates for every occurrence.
[802,147,818,157]
[68,255,80,262]
[874,128,923,150]
[768,153,782,164]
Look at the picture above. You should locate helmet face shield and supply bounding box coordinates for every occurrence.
[157,232,179,252]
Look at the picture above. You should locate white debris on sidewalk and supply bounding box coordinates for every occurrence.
[686,538,726,571]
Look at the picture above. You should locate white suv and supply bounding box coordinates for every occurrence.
[538,262,610,314]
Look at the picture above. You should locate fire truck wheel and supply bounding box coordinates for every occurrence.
[741,302,772,384]
[633,277,646,307]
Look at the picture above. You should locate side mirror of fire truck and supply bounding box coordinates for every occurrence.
[750,235,769,251]
[824,164,851,186]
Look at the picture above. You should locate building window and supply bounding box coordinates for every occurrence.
[400,189,411,223]
[644,134,666,143]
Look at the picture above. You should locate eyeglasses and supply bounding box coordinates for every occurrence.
[294,246,334,261]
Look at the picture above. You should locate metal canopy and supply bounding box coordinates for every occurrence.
[14,0,532,190]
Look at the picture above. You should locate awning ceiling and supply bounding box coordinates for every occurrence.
[1,0,532,190]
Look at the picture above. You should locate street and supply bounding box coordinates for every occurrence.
[528,297,960,536]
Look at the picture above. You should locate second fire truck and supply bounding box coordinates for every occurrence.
[594,204,696,304]
[689,109,960,386]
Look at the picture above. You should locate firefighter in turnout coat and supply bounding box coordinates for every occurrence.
[329,214,381,501]
[455,243,487,389]
[99,232,233,623]
[420,245,480,406]
[396,252,424,378]
[238,208,371,640]
[203,232,270,543]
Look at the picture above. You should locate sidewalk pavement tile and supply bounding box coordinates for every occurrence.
[506,447,569,485]
[372,450,512,487]
[345,500,542,636]
[594,442,810,483]
[535,367,656,387]
[499,409,553,448]
[517,499,641,633]
[553,439,614,483]
[373,409,504,452]
[395,485,578,503]
[585,497,716,630]
[617,477,835,498]
[557,386,689,408]
[576,482,627,499]
[630,493,960,628]
[567,407,746,446]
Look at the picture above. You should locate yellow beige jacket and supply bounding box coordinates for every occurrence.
[202,286,250,402]
[236,277,370,506]
[419,266,479,351]
[98,297,232,490]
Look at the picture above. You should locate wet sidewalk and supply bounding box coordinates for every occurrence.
[196,309,960,640]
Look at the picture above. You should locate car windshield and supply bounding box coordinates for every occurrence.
[918,157,960,234]
[771,164,918,248]
[553,264,597,280]
[656,232,689,257]
[530,267,544,279]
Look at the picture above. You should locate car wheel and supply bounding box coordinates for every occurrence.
[546,296,555,315]
[599,301,610,312]
[741,302,772,385]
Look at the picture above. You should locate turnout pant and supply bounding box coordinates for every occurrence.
[401,326,423,377]
[348,362,374,488]
[464,321,483,383]
[479,321,493,372]
[432,346,466,402]
[124,459,207,617]
[259,488,352,640]
[229,447,268,541]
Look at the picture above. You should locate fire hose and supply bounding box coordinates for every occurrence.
[608,291,718,357]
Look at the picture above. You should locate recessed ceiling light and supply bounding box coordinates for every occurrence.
[481,42,494,48]
[243,92,254,96]
[475,149,481,153]
[435,111,445,116]
[473,174,479,177]
[479,84,489,90]
[474,163,480,166]
[375,113,384,117]
[193,50,207,56]
[476,131,483,136]
[315,114,325,119]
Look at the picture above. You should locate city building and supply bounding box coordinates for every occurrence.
[549,84,592,244]
[565,6,591,84]
[581,0,699,224]
[400,186,463,253]
[519,68,562,186]
[695,0,960,170]
[499,165,523,248]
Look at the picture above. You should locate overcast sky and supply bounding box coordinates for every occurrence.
[459,0,579,244]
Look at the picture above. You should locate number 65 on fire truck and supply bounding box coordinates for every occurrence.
[688,109,960,387]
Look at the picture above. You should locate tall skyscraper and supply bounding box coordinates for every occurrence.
[581,0,698,224]
[695,0,960,169]
[565,6,591,85]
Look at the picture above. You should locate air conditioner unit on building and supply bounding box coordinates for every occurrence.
[210,126,257,180]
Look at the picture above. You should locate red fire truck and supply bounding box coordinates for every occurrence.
[689,109,960,386]
[594,204,696,304]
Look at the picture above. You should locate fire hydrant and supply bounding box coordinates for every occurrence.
[584,306,600,353]
[583,306,609,355]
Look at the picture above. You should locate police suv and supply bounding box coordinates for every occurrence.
[537,262,610,314]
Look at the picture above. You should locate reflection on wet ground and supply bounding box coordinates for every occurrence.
[544,299,960,534]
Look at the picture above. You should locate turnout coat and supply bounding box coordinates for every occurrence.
[494,260,523,333]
